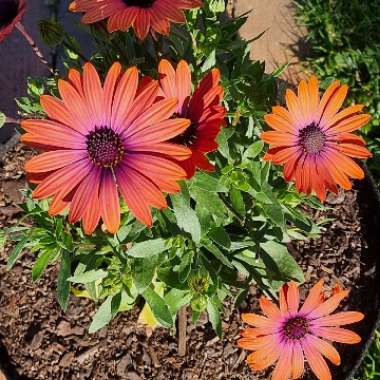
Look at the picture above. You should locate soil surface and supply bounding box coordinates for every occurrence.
[0,144,377,380]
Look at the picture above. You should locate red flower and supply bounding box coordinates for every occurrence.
[158,59,226,179]
[0,0,25,43]
[22,62,191,234]
[261,76,372,201]
[238,280,364,380]
[69,0,202,40]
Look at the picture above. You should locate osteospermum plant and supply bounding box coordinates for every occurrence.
[1,2,371,373]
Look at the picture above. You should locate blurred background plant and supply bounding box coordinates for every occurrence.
[294,0,380,180]
[294,1,380,378]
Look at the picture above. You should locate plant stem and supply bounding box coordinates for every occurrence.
[177,306,187,357]
[16,22,55,75]
[5,117,20,124]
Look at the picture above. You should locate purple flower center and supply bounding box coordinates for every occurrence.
[87,127,125,168]
[283,316,309,340]
[122,0,156,8]
[0,0,19,29]
[299,124,326,154]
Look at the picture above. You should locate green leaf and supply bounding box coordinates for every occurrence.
[126,238,167,258]
[243,141,264,162]
[260,241,304,283]
[191,172,228,192]
[164,289,192,316]
[0,112,5,128]
[132,257,157,293]
[7,234,29,270]
[217,128,234,160]
[171,194,201,243]
[207,297,222,337]
[209,0,226,12]
[201,49,216,72]
[67,269,108,284]
[208,227,231,249]
[143,286,173,328]
[32,248,56,281]
[89,296,113,333]
[0,229,6,247]
[230,188,246,216]
[203,243,233,268]
[57,250,71,311]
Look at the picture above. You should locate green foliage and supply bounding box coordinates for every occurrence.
[5,0,325,335]
[295,0,380,180]
[355,331,380,380]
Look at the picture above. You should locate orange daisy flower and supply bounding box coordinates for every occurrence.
[69,0,202,40]
[22,62,191,234]
[238,280,364,380]
[261,76,372,201]
[0,0,26,43]
[158,59,226,179]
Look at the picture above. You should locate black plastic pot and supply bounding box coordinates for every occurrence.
[334,167,380,380]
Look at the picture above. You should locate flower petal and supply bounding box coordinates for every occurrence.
[291,342,305,379]
[302,338,332,380]
[176,60,192,113]
[25,150,86,173]
[33,159,91,199]
[312,327,361,344]
[338,143,372,159]
[313,311,364,327]
[111,66,139,132]
[103,62,122,126]
[300,279,324,314]
[241,313,276,328]
[259,297,281,319]
[287,281,300,314]
[306,335,341,365]
[127,118,191,146]
[261,131,296,147]
[309,289,349,319]
[99,171,120,234]
[271,344,292,380]
[158,59,177,99]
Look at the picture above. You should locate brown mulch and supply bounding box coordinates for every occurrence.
[0,144,376,380]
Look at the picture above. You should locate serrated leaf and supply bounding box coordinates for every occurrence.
[89,296,112,333]
[32,248,56,281]
[230,188,246,216]
[203,243,233,268]
[143,286,173,328]
[171,194,201,243]
[57,250,71,311]
[243,141,264,162]
[191,172,228,192]
[260,241,304,283]
[164,289,192,316]
[201,49,216,72]
[0,229,6,247]
[126,238,168,258]
[208,227,231,249]
[132,257,157,293]
[7,234,29,270]
[67,269,108,284]
[207,298,222,337]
